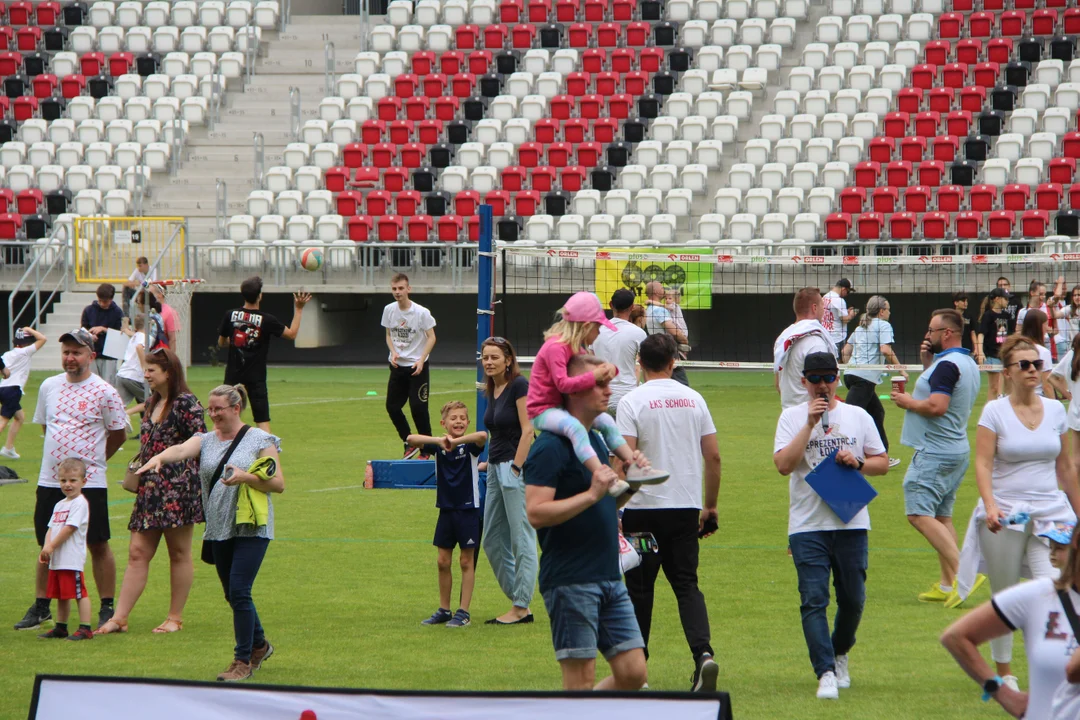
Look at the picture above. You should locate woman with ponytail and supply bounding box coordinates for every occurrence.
[842,295,905,468]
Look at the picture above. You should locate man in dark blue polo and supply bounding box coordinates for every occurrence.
[525,353,647,692]
[81,283,124,387]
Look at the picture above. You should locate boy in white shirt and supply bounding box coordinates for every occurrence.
[115,315,147,410]
[774,352,889,701]
[0,326,45,459]
[37,458,94,641]
[383,273,437,458]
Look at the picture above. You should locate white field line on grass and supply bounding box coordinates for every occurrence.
[275,389,467,408]
[307,485,366,493]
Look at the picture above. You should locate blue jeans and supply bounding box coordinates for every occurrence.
[541,580,645,661]
[788,530,868,679]
[483,461,537,608]
[213,537,270,662]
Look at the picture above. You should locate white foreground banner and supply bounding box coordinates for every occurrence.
[31,676,732,720]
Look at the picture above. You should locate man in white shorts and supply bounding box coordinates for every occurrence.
[13,328,127,633]
[616,333,722,692]
[382,273,437,458]
[592,288,646,417]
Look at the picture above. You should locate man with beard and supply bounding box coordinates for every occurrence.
[890,310,980,604]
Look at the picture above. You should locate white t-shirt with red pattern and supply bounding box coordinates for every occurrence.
[47,494,89,571]
[34,373,127,489]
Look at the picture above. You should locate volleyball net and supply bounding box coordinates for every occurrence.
[491,242,1080,372]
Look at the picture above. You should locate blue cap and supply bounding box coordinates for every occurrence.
[1038,522,1075,545]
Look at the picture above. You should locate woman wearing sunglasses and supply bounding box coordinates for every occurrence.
[955,334,1080,693]
[1018,309,1055,398]
[98,348,206,635]
[479,337,536,625]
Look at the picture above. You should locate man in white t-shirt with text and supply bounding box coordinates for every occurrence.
[13,328,127,633]
[616,332,721,693]
[774,288,837,410]
[822,279,858,355]
[0,326,45,459]
[774,351,888,701]
[592,288,647,416]
[382,272,437,458]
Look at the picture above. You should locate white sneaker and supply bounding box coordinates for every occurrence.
[816,671,839,700]
[625,464,670,485]
[0,447,18,459]
[1003,675,1020,692]
[608,479,631,497]
[888,457,901,468]
[835,655,850,688]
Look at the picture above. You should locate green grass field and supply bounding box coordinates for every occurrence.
[0,367,1022,719]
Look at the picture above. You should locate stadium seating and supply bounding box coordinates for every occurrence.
[0,0,278,254]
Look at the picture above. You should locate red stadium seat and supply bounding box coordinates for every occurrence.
[840,187,866,213]
[857,212,884,240]
[378,215,404,241]
[889,211,917,240]
[348,215,374,242]
[922,211,950,239]
[970,184,998,212]
[955,210,983,238]
[1021,209,1049,237]
[407,215,433,241]
[872,186,899,213]
[1035,183,1063,211]
[1002,184,1030,211]
[904,185,932,213]
[987,210,1015,238]
[825,212,851,240]
[936,185,964,212]
[437,214,464,242]
[396,190,422,216]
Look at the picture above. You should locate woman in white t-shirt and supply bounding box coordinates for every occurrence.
[1019,310,1054,397]
[971,334,1080,690]
[1049,334,1080,476]
[942,523,1080,720]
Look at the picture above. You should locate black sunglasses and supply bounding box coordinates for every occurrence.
[1009,359,1044,371]
[805,373,838,384]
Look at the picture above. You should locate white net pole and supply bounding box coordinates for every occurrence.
[155,280,201,369]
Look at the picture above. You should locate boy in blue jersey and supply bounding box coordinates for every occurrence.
[408,401,487,628]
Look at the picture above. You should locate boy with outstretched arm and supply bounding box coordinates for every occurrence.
[408,401,487,628]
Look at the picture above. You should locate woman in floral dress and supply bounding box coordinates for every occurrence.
[98,347,206,634]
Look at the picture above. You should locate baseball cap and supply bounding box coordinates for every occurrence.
[562,292,617,332]
[836,278,855,293]
[59,327,95,348]
[610,288,636,312]
[803,351,839,375]
[1038,522,1075,545]
[13,328,33,346]
[989,287,1010,300]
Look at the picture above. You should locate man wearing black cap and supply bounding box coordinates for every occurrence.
[823,280,858,356]
[12,328,127,633]
[593,288,647,416]
[976,287,1016,402]
[774,351,888,701]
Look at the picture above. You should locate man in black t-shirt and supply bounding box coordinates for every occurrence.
[952,291,976,353]
[217,276,310,431]
[524,354,647,691]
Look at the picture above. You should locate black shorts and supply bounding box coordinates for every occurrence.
[225,373,270,424]
[433,508,481,550]
[35,486,110,546]
[0,386,22,418]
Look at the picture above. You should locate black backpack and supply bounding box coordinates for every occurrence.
[0,466,18,480]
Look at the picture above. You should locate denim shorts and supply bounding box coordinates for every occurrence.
[902,450,969,518]
[985,357,1003,373]
[541,580,645,661]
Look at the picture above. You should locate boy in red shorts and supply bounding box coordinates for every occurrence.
[38,458,93,641]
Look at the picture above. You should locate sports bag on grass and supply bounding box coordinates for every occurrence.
[200,425,250,565]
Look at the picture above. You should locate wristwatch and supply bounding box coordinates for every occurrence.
[856,458,865,471]
[511,463,522,475]
[982,675,1003,702]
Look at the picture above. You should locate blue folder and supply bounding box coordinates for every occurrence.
[804,449,879,524]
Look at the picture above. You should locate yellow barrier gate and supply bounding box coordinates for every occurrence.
[74,217,187,283]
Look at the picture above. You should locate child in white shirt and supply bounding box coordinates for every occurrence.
[37,458,94,641]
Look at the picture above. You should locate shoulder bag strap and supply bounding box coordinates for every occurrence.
[1057,588,1080,639]
[206,425,250,497]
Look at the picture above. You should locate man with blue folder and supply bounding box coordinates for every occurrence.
[774,352,889,701]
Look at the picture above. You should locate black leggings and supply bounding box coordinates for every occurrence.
[386,363,432,442]
[843,375,889,452]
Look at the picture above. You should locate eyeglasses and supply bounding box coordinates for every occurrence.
[805,373,837,384]
[927,326,949,335]
[1009,359,1044,371]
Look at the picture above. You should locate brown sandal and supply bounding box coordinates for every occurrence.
[96,618,128,634]
[152,618,183,634]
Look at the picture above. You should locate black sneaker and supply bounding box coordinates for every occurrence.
[67,627,94,641]
[14,604,51,631]
[38,626,68,639]
[421,608,452,625]
[692,653,719,692]
[446,609,471,628]
[403,446,421,460]
[98,604,114,629]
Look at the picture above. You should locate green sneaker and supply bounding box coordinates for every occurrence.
[917,584,951,603]
[945,574,987,609]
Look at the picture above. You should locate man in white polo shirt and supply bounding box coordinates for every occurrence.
[592,288,647,416]
[616,333,722,693]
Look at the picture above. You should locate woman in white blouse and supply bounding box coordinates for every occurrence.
[971,334,1080,691]
[942,524,1080,720]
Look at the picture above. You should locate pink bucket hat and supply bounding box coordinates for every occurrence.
[562,292,617,332]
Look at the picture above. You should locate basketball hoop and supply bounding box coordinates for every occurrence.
[150,279,204,368]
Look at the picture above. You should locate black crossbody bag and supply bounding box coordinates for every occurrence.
[201,425,250,565]
[1059,588,1080,639]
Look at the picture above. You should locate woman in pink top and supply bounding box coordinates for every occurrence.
[528,292,664,495]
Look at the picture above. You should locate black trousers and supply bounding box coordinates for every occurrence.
[622,508,713,663]
[672,365,690,387]
[843,375,889,452]
[386,363,432,442]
